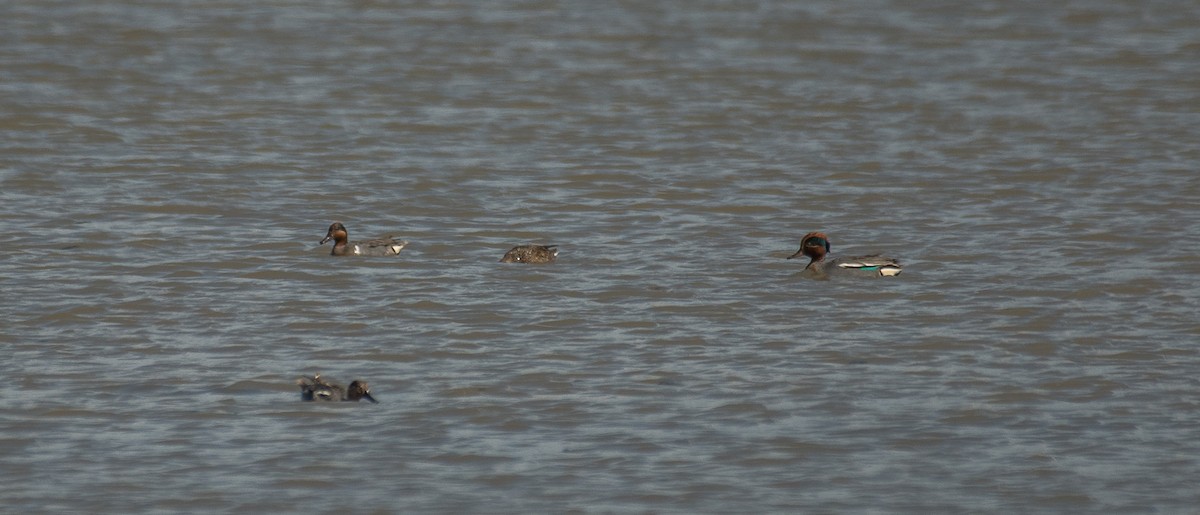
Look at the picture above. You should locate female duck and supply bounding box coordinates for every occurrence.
[787,232,902,277]
[320,222,407,256]
[297,374,378,403]
[500,244,558,263]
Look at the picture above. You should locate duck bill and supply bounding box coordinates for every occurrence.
[362,392,378,403]
[320,234,333,245]
[785,249,805,260]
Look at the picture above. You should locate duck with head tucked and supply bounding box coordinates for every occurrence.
[297,374,378,403]
[500,244,558,263]
[787,232,902,277]
[320,222,407,256]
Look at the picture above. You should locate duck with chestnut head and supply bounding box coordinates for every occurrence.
[320,222,407,257]
[787,232,902,277]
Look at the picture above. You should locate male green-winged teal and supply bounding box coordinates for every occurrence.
[787,232,902,277]
[297,374,378,403]
[320,222,407,256]
[500,244,558,263]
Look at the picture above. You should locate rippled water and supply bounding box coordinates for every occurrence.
[3,0,1199,512]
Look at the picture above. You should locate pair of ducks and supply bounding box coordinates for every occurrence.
[297,374,378,403]
[321,223,901,277]
[320,222,558,263]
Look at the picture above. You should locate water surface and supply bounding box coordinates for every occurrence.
[2,0,1199,512]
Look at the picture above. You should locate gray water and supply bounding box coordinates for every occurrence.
[3,1,1199,513]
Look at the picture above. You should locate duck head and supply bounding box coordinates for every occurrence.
[346,380,378,403]
[786,232,830,269]
[320,222,349,246]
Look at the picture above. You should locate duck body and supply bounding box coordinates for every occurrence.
[297,374,378,403]
[320,222,407,256]
[787,232,902,277]
[500,244,558,263]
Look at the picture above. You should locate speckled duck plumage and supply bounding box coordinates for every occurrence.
[500,244,559,263]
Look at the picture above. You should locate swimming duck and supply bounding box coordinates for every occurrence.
[320,222,407,256]
[500,244,558,263]
[787,232,902,277]
[297,374,378,403]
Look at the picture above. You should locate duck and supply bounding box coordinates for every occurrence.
[297,374,378,403]
[787,232,902,277]
[320,222,407,256]
[500,244,558,263]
